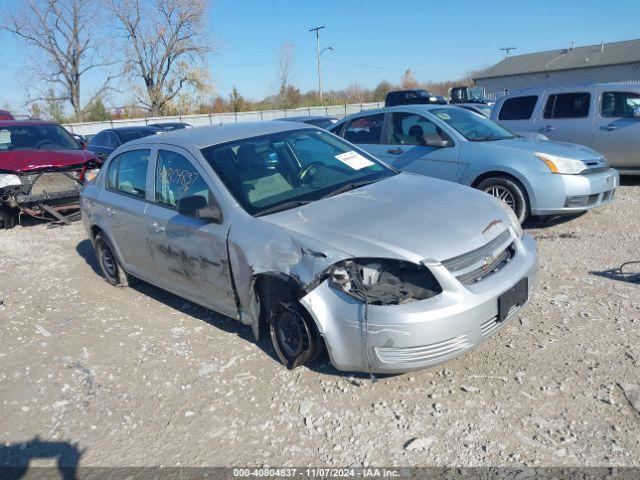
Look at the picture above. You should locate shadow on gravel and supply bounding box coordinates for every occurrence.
[620,176,640,187]
[0,436,83,480]
[523,212,586,230]
[591,265,640,284]
[76,239,101,276]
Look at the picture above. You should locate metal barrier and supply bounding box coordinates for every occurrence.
[63,102,384,136]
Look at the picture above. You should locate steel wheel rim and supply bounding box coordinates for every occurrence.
[277,311,309,358]
[100,243,117,281]
[485,185,516,209]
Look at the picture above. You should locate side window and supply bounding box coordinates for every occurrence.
[107,149,150,198]
[498,96,538,120]
[543,92,591,119]
[104,132,119,149]
[155,150,211,210]
[90,132,106,147]
[601,91,640,117]
[390,112,450,145]
[343,114,384,144]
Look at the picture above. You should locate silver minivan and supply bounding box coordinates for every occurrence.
[492,83,640,174]
[80,122,538,374]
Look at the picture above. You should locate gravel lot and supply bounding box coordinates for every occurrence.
[1,180,639,468]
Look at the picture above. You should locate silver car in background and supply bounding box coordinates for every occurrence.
[331,105,620,222]
[80,122,538,374]
[491,83,640,174]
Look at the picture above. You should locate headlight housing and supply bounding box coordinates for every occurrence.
[535,152,587,175]
[329,258,442,306]
[0,173,22,189]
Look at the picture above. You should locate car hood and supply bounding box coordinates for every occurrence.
[0,149,99,173]
[492,137,603,160]
[260,173,513,264]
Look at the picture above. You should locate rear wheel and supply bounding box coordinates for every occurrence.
[0,208,17,230]
[269,301,320,369]
[476,176,529,223]
[94,232,131,287]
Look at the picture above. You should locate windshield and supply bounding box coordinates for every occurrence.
[0,124,80,151]
[201,129,395,216]
[430,107,516,142]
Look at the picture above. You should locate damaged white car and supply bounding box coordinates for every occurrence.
[80,122,538,373]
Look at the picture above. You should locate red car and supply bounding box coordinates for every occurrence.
[0,119,101,229]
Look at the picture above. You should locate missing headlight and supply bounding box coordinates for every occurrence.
[329,258,442,306]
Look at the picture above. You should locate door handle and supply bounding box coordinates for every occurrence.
[539,125,555,132]
[150,222,165,233]
[600,124,618,131]
[106,207,116,217]
[387,148,404,155]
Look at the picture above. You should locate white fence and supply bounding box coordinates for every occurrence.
[63,102,385,136]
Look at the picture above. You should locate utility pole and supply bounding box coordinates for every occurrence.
[309,25,326,102]
[500,47,517,58]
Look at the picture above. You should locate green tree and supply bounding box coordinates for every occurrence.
[229,87,246,112]
[84,98,111,121]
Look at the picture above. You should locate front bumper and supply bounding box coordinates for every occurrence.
[528,168,619,216]
[300,234,538,374]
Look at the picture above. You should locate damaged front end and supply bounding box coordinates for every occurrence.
[0,163,99,226]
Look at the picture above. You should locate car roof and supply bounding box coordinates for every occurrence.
[0,119,60,128]
[107,125,161,133]
[276,115,333,121]
[502,82,639,96]
[123,121,311,149]
[336,104,454,123]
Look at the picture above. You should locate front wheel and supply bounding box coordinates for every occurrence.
[476,176,529,223]
[269,302,319,369]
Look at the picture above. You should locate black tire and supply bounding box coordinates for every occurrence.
[94,232,131,287]
[476,176,529,223]
[0,208,17,230]
[269,301,320,369]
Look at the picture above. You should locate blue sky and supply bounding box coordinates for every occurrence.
[1,0,640,112]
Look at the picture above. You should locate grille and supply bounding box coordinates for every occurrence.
[375,334,472,365]
[26,172,79,196]
[442,229,514,285]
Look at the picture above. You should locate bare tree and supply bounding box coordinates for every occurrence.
[400,69,420,89]
[107,0,212,116]
[2,0,116,121]
[274,42,295,108]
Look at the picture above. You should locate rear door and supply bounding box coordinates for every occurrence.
[98,148,155,276]
[536,90,594,145]
[339,113,387,159]
[143,146,237,317]
[592,88,640,169]
[375,111,460,182]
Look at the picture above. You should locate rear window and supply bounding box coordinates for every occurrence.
[498,96,538,120]
[342,114,384,144]
[543,92,591,119]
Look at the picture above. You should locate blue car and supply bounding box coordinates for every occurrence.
[330,105,619,222]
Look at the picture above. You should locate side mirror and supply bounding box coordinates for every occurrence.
[633,106,640,118]
[177,195,222,223]
[422,135,453,148]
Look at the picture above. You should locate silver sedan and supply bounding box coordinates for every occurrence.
[80,122,538,374]
[330,105,620,222]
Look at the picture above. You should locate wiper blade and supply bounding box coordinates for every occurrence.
[255,200,312,217]
[321,179,379,200]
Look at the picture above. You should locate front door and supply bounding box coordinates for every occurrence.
[592,89,640,170]
[144,147,237,317]
[376,111,459,182]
